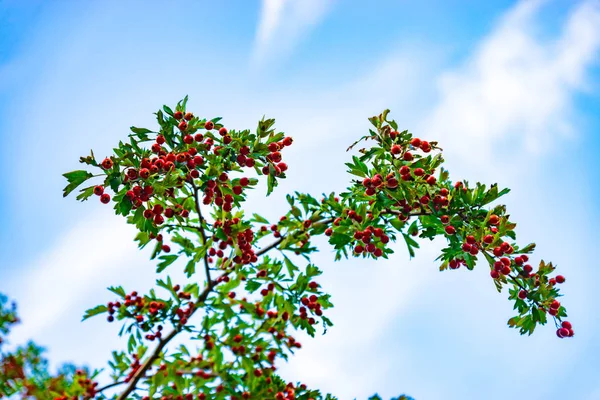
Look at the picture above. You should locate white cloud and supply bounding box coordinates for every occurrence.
[6,211,139,340]
[420,0,600,178]
[252,0,334,69]
[4,0,600,398]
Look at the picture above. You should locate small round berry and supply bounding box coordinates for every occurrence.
[100,193,111,204]
[205,121,214,130]
[174,111,183,120]
[410,138,421,147]
[101,158,113,170]
[184,112,194,121]
[93,186,104,196]
[556,275,565,284]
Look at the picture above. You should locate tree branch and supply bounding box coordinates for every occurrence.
[190,181,212,284]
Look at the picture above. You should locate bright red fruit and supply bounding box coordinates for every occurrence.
[410,138,421,147]
[101,158,113,169]
[174,111,183,120]
[100,193,111,204]
[556,275,565,284]
[205,121,214,130]
[93,186,104,196]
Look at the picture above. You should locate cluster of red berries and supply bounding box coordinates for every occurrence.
[556,320,574,338]
[274,382,313,400]
[143,202,189,226]
[93,183,111,204]
[74,370,98,398]
[123,354,141,383]
[362,173,399,195]
[274,382,312,400]
[299,291,322,325]
[351,226,389,258]
[266,328,302,350]
[211,220,257,266]
[106,291,146,323]
[261,137,293,176]
[202,174,250,210]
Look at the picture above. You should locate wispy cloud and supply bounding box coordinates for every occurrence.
[420,0,600,178]
[252,0,334,69]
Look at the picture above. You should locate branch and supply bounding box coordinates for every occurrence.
[190,180,212,284]
[115,272,224,400]
[97,380,126,393]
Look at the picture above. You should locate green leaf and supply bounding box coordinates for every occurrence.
[63,170,94,197]
[251,213,269,224]
[157,255,178,273]
[130,126,153,135]
[163,105,174,117]
[283,256,299,278]
[402,233,419,258]
[82,304,108,321]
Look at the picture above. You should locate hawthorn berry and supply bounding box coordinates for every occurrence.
[101,158,113,170]
[205,121,214,130]
[391,145,401,155]
[403,152,413,161]
[184,112,193,121]
[488,215,500,225]
[410,137,421,147]
[178,120,188,131]
[444,225,456,235]
[174,111,183,120]
[556,275,565,284]
[414,168,424,176]
[93,186,104,196]
[100,193,111,204]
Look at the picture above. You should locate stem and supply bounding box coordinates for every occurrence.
[190,180,212,284]
[115,272,223,400]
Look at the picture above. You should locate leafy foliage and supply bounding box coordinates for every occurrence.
[0,99,573,400]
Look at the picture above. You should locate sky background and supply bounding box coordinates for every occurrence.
[1,0,600,399]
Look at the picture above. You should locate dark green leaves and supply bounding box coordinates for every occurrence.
[62,170,94,197]
[82,304,108,321]
[157,255,179,273]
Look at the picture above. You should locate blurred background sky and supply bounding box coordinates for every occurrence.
[1,0,600,399]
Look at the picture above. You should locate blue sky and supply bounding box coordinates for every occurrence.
[1,0,600,399]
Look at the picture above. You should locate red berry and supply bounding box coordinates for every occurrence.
[100,193,111,204]
[174,111,183,120]
[466,235,476,244]
[183,135,194,144]
[556,275,565,284]
[205,121,214,130]
[178,120,188,131]
[557,328,569,338]
[490,270,500,279]
[93,186,104,196]
[101,158,113,170]
[562,321,572,329]
[325,228,333,236]
[162,245,171,253]
[184,112,194,121]
[156,135,166,144]
[518,290,527,300]
[488,215,500,225]
[444,225,456,235]
[410,138,421,147]
[414,168,424,176]
[426,176,437,185]
[403,152,413,161]
[282,137,293,146]
[399,166,410,175]
[391,145,401,155]
[420,141,431,152]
